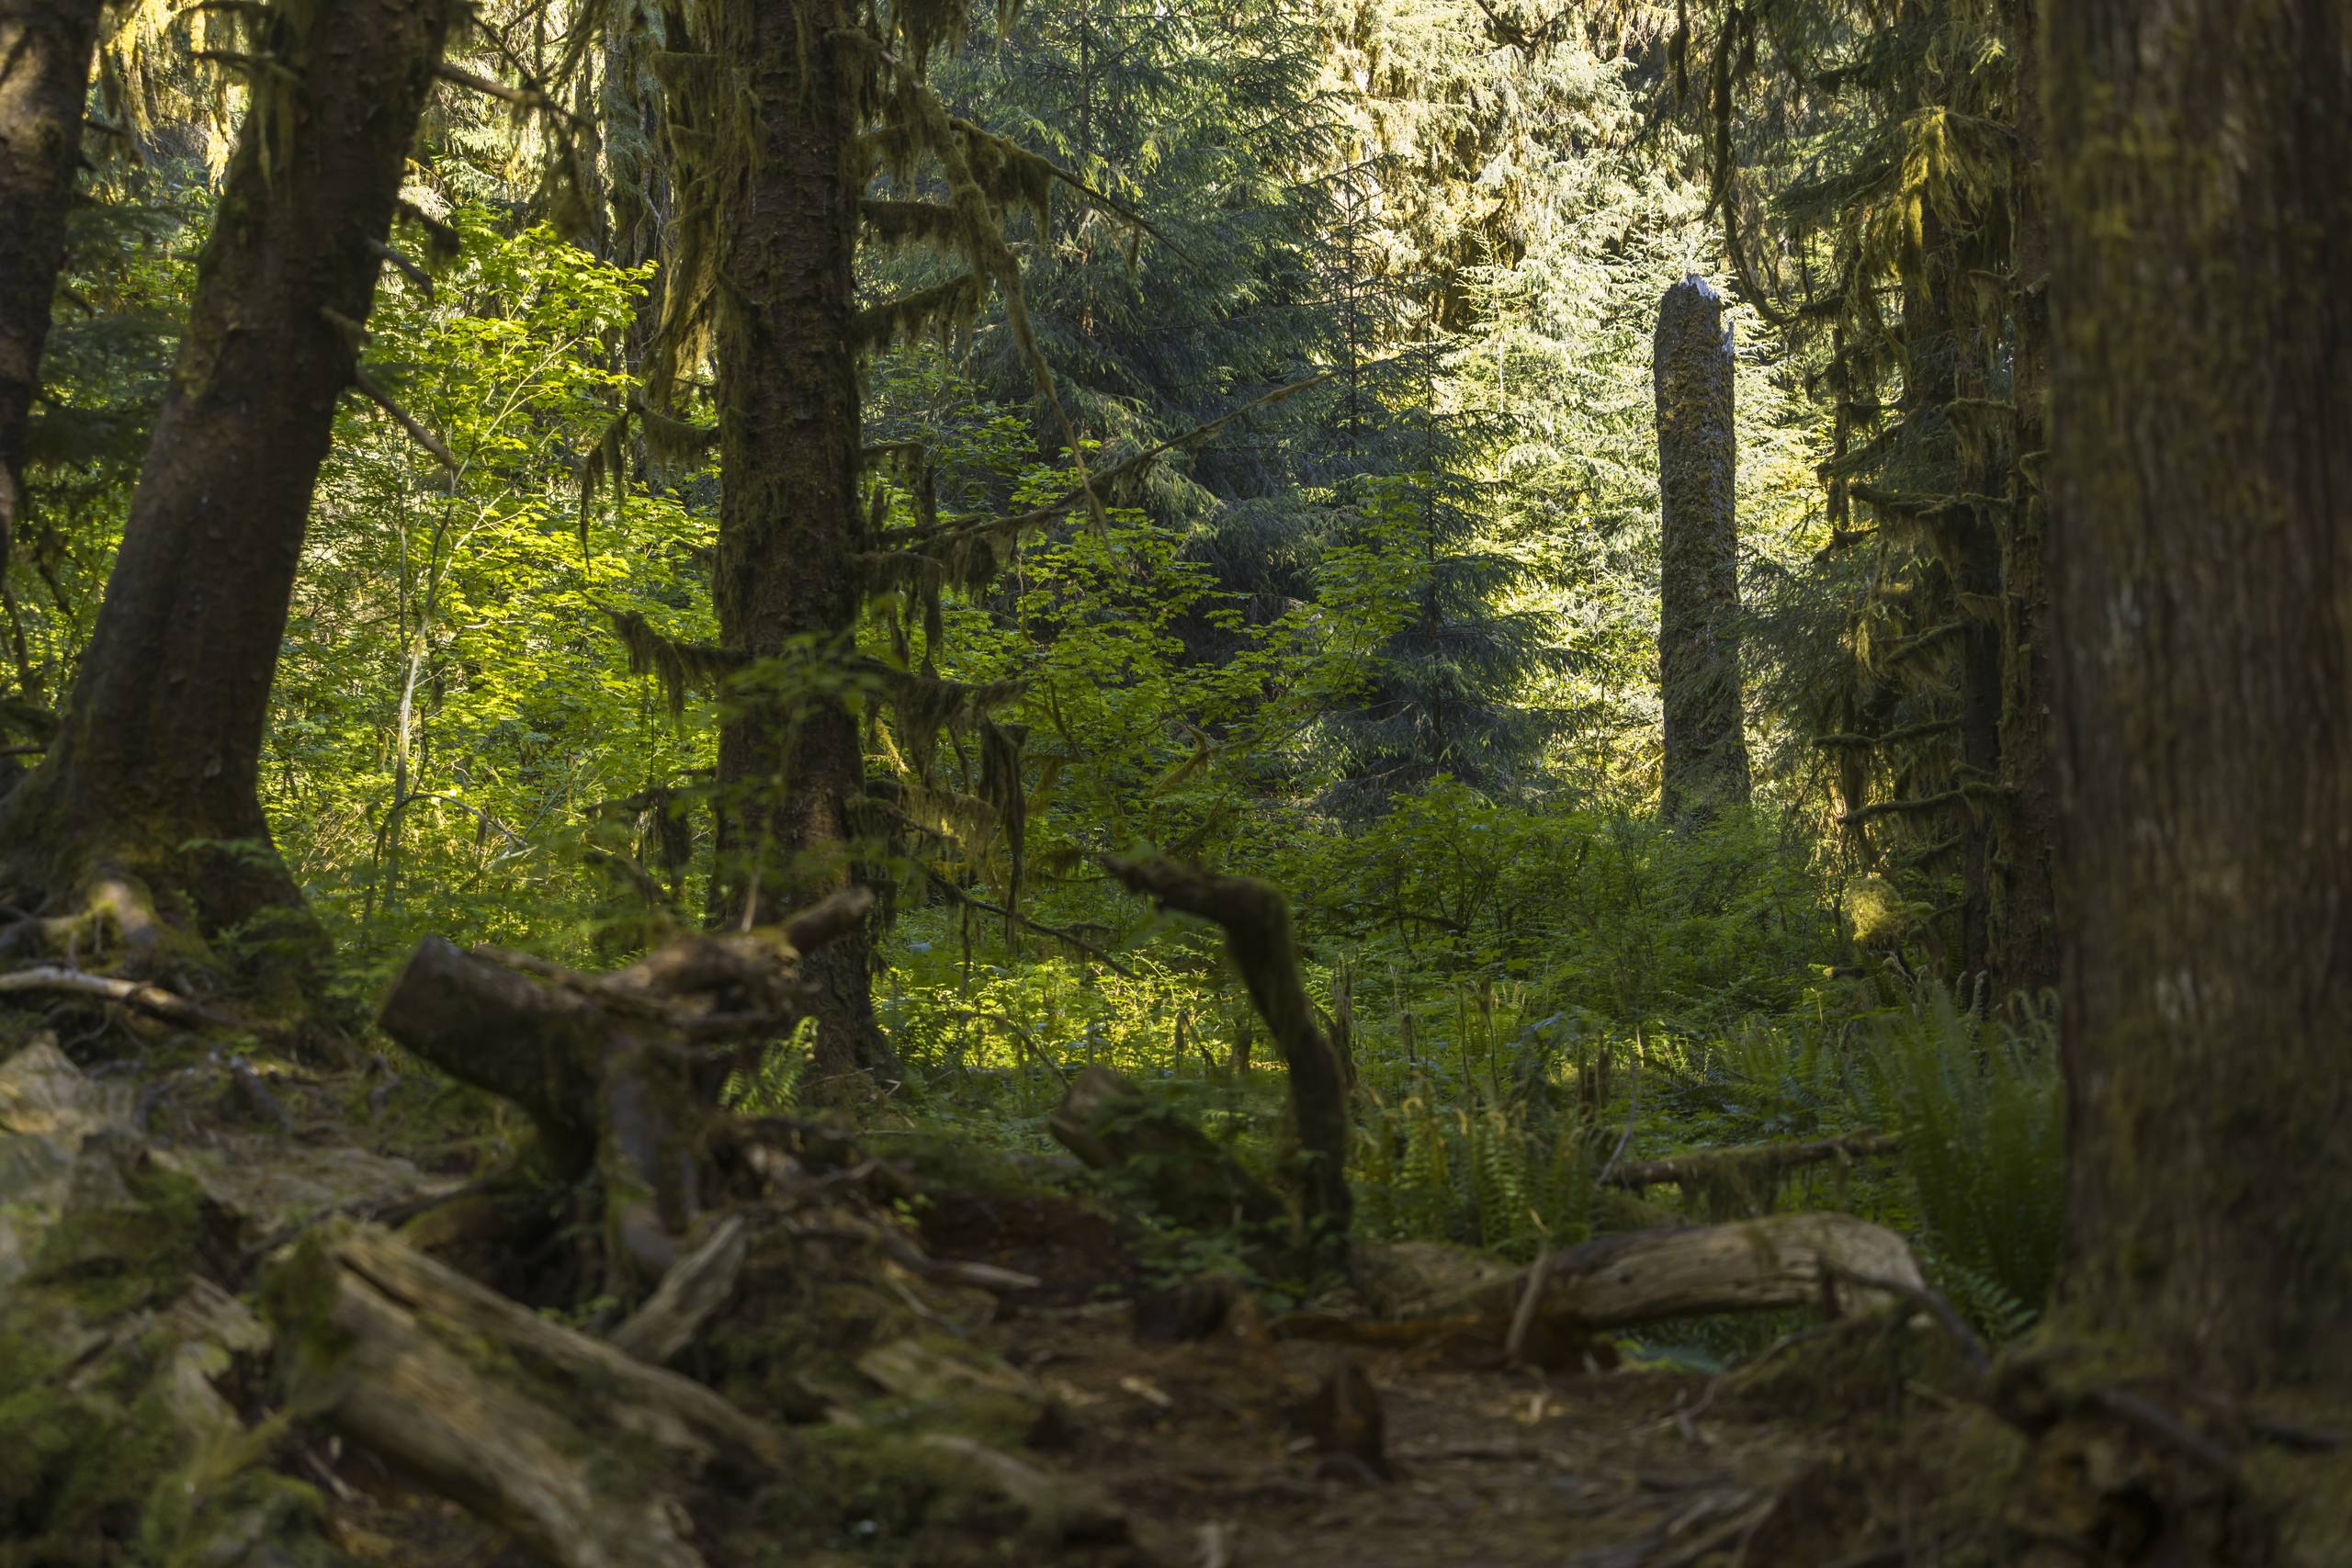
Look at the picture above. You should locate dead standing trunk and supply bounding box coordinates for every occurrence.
[704,0,897,1086]
[0,0,458,965]
[0,0,107,576]
[2038,0,2352,1552]
[1654,275,1750,821]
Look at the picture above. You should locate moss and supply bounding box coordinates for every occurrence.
[27,1135,224,1320]
[746,1427,1030,1564]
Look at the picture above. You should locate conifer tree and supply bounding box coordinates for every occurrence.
[622,0,1158,1080]
[2040,0,2351,1548]
[0,0,108,577]
[1684,0,2054,989]
[0,0,459,971]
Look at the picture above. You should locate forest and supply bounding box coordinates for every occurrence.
[0,0,2345,1563]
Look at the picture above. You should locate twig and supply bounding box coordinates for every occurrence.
[918,863,1135,976]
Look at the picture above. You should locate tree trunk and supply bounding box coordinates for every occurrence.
[704,0,895,1086]
[1654,275,1749,820]
[0,0,457,964]
[2046,0,2352,1399]
[0,0,106,577]
[1991,0,2058,1000]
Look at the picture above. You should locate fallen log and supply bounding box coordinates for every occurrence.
[1499,1213,1928,1329]
[266,1221,790,1568]
[1336,1214,1927,1350]
[1102,855,1351,1245]
[1602,1131,1904,1190]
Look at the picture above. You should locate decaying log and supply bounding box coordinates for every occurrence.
[375,888,871,1280]
[1603,1131,1903,1190]
[1498,1213,1927,1328]
[1049,1064,1286,1234]
[1346,1215,1927,1344]
[267,1221,790,1568]
[1103,855,1351,1241]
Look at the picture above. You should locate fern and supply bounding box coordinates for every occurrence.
[1855,984,2063,1337]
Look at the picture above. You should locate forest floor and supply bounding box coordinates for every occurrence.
[909,1190,1998,1568]
[2,1017,2015,1568]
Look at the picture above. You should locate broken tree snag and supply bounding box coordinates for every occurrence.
[265,1222,788,1568]
[1655,274,1751,822]
[374,889,872,1280]
[1050,1065,1287,1235]
[1602,1132,1903,1190]
[1400,1213,1926,1332]
[1102,855,1351,1241]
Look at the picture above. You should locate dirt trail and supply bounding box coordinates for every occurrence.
[930,1194,1961,1568]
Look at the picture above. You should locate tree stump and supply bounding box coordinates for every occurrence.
[375,887,872,1283]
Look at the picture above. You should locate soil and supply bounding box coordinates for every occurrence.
[921,1190,1993,1567]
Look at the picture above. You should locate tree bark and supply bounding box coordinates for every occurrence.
[704,0,895,1085]
[0,0,105,578]
[1991,0,2059,1000]
[2046,0,2352,1395]
[0,0,458,961]
[1654,275,1750,820]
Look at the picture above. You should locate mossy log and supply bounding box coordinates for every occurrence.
[1353,1214,1926,1332]
[1499,1213,1925,1326]
[1049,1064,1287,1235]
[266,1220,789,1568]
[375,888,872,1282]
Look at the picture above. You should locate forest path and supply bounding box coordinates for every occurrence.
[930,1193,1934,1567]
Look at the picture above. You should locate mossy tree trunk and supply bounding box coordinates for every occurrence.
[704,0,897,1084]
[1655,275,1750,822]
[0,0,457,966]
[0,0,106,577]
[2046,0,2352,1402]
[1991,0,2058,1000]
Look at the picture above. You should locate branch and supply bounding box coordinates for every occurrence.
[435,60,555,114]
[1812,719,1962,750]
[1837,782,2008,828]
[1102,854,1351,1240]
[0,966,241,1030]
[919,863,1136,977]
[350,366,460,476]
[368,238,434,301]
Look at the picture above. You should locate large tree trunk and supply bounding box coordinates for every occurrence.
[1654,275,1750,821]
[0,0,106,577]
[705,0,896,1084]
[1990,0,2058,1001]
[2046,0,2352,1395]
[2039,18,2352,1559]
[0,0,457,964]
